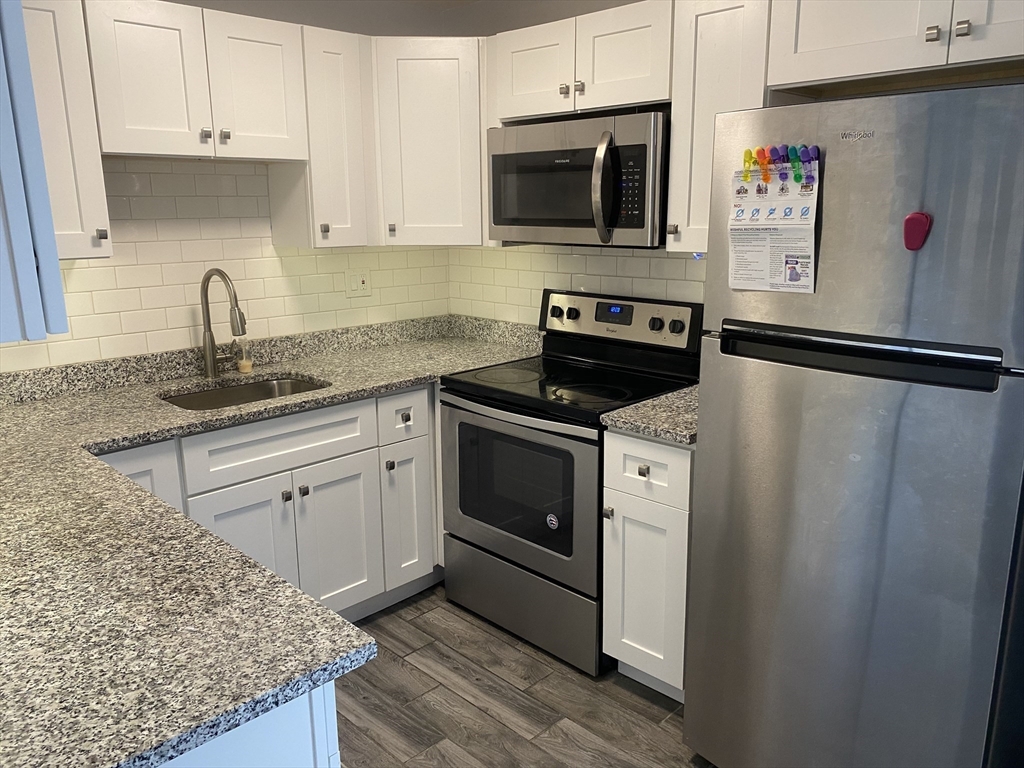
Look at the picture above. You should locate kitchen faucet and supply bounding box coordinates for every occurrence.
[200,268,246,378]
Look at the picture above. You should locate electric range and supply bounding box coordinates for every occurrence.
[440,289,702,675]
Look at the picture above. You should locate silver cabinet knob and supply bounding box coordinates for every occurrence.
[955,19,971,37]
[666,224,679,235]
[558,83,570,95]
[220,128,232,140]
[637,464,650,479]
[282,489,293,502]
[298,484,309,497]
[95,228,108,240]
[574,80,585,94]
[602,506,614,519]
[388,223,397,234]
[320,223,330,234]
[200,127,213,139]
[924,25,941,42]
[401,411,412,424]
[385,460,396,471]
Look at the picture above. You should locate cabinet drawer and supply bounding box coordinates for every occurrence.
[377,387,429,446]
[182,399,377,494]
[604,432,692,510]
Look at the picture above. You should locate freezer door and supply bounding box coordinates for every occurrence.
[686,343,1024,768]
[704,85,1024,369]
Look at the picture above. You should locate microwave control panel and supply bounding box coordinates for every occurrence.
[542,291,700,352]
[612,145,647,229]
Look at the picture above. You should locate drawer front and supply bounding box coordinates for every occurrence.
[604,431,692,510]
[182,399,377,494]
[377,387,429,446]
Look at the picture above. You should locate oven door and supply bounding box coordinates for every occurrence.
[441,392,600,597]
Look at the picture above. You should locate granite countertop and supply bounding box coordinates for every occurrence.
[0,337,534,768]
[601,385,699,446]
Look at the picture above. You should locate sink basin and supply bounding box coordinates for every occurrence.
[161,377,328,410]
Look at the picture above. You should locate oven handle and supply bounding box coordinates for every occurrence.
[591,130,613,244]
[440,392,599,441]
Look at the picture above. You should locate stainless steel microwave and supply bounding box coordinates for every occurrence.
[487,112,666,248]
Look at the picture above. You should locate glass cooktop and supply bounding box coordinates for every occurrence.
[441,355,692,424]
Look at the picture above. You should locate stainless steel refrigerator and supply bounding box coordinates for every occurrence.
[686,85,1024,768]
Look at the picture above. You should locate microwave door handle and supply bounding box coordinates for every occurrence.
[591,130,613,244]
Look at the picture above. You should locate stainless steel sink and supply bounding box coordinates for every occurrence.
[161,377,328,410]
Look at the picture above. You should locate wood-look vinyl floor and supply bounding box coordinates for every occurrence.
[335,585,706,768]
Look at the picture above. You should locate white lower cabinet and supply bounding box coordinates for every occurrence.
[188,472,301,588]
[99,440,184,513]
[293,449,385,612]
[380,435,434,590]
[603,487,689,690]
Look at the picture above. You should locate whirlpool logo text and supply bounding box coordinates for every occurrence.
[840,130,875,142]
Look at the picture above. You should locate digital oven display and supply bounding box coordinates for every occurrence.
[595,302,634,325]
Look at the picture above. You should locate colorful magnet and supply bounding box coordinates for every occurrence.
[742,148,753,182]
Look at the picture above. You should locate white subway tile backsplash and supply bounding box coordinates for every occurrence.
[105,173,151,196]
[129,197,177,219]
[156,218,201,241]
[136,241,183,264]
[218,197,259,218]
[92,289,142,314]
[120,308,168,333]
[70,313,122,339]
[199,218,241,240]
[140,285,187,309]
[195,174,237,196]
[150,173,196,196]
[115,265,164,289]
[235,176,269,196]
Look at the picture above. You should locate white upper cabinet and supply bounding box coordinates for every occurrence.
[666,0,769,253]
[493,18,576,120]
[375,37,482,246]
[22,0,111,259]
[574,0,674,111]
[768,0,955,86]
[947,0,1024,63]
[84,0,214,156]
[203,10,308,160]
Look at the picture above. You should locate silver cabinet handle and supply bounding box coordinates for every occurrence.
[574,80,585,94]
[298,484,309,497]
[320,223,330,234]
[282,489,292,502]
[637,464,650,479]
[200,127,213,139]
[388,223,396,234]
[401,411,411,424]
[95,228,108,240]
[666,224,679,235]
[955,19,971,37]
[591,130,613,245]
[385,460,396,471]
[220,128,232,140]
[925,25,941,42]
[602,506,614,519]
[558,83,570,95]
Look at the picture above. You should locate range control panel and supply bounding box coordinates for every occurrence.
[542,290,699,350]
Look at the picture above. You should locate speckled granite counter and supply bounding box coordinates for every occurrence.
[601,385,699,446]
[0,336,535,768]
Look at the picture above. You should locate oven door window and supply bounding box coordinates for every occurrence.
[458,422,574,556]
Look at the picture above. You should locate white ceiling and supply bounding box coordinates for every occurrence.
[175,0,640,37]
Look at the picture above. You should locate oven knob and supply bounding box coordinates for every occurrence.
[566,307,581,321]
[669,319,686,335]
[550,305,564,319]
[648,317,665,332]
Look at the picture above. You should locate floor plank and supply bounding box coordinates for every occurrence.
[334,712,403,768]
[411,606,554,690]
[392,584,447,622]
[405,738,489,768]
[533,718,653,768]
[527,671,694,768]
[335,672,444,761]
[404,686,567,768]
[590,670,683,724]
[344,644,438,705]
[357,610,433,657]
[406,641,562,739]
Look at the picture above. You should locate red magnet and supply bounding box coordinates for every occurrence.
[903,212,933,251]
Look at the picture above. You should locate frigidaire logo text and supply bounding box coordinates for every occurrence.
[840,130,875,142]
[554,158,571,164]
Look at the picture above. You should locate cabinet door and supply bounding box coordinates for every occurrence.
[573,0,674,111]
[203,10,308,160]
[100,440,184,513]
[376,37,482,246]
[189,472,300,587]
[603,488,688,689]
[380,435,434,591]
[767,0,955,86]
[293,449,384,612]
[84,0,214,156]
[493,18,576,120]
[22,0,110,259]
[666,0,768,253]
[947,0,1024,63]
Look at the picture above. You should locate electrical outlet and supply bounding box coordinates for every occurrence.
[345,270,371,298]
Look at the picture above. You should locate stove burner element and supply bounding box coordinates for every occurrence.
[475,368,542,384]
[551,385,632,405]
